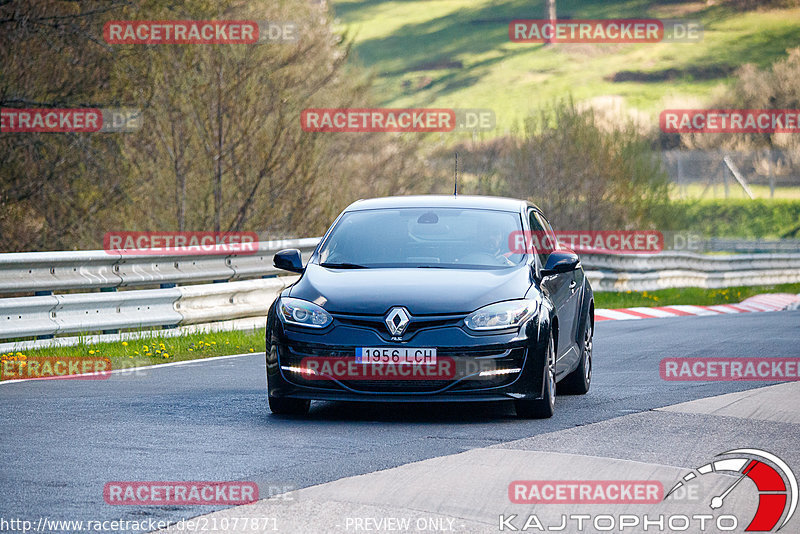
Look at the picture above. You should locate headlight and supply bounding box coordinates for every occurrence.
[278,297,332,328]
[464,299,538,331]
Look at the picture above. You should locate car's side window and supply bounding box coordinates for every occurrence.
[528,210,549,268]
[534,212,558,251]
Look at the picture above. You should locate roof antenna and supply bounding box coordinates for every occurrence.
[453,152,458,196]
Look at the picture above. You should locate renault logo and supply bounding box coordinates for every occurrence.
[385,307,410,336]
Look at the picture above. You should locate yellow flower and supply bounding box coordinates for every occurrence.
[89,350,95,355]
[249,348,254,352]
[122,341,128,346]
[19,355,26,361]
[143,345,149,351]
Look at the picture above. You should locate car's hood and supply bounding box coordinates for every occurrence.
[289,263,532,315]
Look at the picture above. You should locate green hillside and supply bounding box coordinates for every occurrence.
[331,0,800,132]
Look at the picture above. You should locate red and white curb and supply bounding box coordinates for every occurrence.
[595,292,800,322]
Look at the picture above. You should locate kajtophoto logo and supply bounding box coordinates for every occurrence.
[665,449,798,532]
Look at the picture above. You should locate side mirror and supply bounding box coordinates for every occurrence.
[540,250,580,277]
[274,249,304,273]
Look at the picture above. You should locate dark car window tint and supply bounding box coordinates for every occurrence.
[528,211,550,267]
[318,208,524,269]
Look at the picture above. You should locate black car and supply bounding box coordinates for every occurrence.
[265,195,594,418]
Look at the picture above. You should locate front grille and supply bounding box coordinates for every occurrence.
[333,313,464,339]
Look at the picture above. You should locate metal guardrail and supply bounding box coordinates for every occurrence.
[702,238,800,254]
[585,268,800,292]
[0,238,319,295]
[582,251,800,291]
[582,251,800,273]
[0,277,297,340]
[1,239,799,342]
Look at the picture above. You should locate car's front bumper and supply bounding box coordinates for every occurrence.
[266,312,548,402]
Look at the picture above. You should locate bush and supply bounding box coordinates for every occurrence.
[458,100,671,231]
[660,199,800,238]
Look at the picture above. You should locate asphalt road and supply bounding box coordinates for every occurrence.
[0,311,797,533]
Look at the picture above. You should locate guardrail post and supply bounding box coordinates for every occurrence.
[101,286,119,333]
[101,288,120,333]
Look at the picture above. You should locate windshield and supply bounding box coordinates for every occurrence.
[317,208,525,269]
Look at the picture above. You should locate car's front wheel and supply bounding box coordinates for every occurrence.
[268,396,310,416]
[515,332,555,419]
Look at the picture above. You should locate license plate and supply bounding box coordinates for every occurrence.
[356,347,437,365]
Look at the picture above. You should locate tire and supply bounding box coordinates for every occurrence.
[515,332,556,419]
[268,396,310,416]
[560,318,592,395]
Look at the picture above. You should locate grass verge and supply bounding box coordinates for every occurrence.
[1,328,266,380]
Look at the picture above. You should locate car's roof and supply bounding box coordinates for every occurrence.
[345,195,535,212]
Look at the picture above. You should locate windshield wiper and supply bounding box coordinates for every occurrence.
[319,262,369,269]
